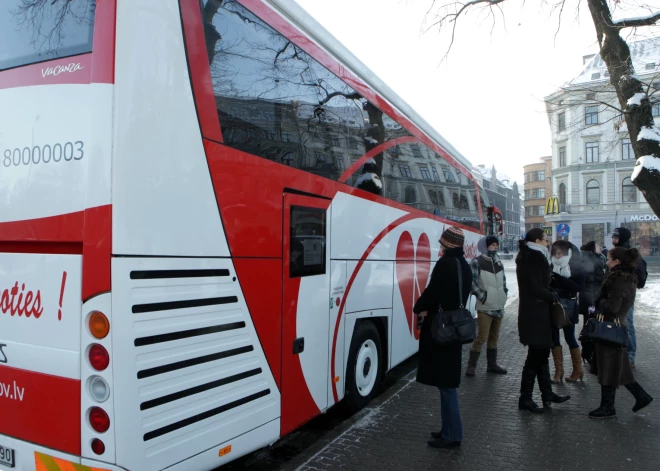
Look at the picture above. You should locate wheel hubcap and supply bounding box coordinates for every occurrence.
[355,339,378,397]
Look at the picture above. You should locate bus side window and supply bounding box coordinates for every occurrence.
[290,206,326,278]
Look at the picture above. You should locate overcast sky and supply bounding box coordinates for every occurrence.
[294,0,606,185]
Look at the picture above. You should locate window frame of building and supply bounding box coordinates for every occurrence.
[559,146,567,167]
[585,105,599,126]
[622,138,633,160]
[431,167,440,181]
[622,177,637,203]
[442,168,456,183]
[399,165,413,178]
[652,102,660,117]
[411,144,423,158]
[558,112,566,132]
[533,188,545,199]
[586,142,599,163]
[420,167,432,180]
[586,179,600,205]
[331,137,341,147]
[524,189,531,200]
[404,186,416,204]
[558,183,567,206]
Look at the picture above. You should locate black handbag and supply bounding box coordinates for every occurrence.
[431,260,476,345]
[589,315,629,348]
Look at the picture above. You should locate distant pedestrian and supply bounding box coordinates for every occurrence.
[549,240,585,383]
[466,235,508,376]
[612,227,648,367]
[588,246,654,418]
[516,228,571,413]
[414,227,471,449]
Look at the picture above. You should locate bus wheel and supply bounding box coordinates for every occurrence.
[344,321,383,412]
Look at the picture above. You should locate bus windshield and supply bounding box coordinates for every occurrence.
[0,0,95,71]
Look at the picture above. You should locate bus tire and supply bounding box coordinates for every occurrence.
[344,320,383,412]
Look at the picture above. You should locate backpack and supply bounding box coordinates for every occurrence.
[637,258,648,289]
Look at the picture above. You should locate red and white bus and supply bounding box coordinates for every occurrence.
[0,1,493,470]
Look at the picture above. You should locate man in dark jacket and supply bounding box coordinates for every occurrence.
[414,226,471,449]
[612,227,648,367]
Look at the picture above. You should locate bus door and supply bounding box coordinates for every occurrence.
[281,193,331,435]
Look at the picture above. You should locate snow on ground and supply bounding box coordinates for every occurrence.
[638,279,660,314]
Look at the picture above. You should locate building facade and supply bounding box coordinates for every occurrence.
[523,156,553,234]
[473,165,522,251]
[544,38,660,255]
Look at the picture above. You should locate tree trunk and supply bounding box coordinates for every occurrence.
[587,0,660,217]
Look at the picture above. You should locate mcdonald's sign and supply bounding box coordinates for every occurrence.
[545,197,560,215]
[544,226,553,236]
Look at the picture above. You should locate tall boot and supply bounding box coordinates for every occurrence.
[589,385,616,418]
[518,367,544,413]
[486,349,507,374]
[625,382,654,413]
[538,360,571,408]
[565,347,584,383]
[465,351,480,377]
[551,346,564,384]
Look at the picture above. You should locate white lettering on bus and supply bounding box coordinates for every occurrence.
[41,63,84,78]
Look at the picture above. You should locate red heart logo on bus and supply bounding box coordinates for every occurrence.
[395,231,431,340]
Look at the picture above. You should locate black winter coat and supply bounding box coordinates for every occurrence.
[579,251,606,314]
[516,245,555,348]
[413,248,471,389]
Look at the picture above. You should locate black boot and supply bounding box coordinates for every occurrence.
[589,385,616,418]
[538,361,570,408]
[465,351,480,377]
[518,367,544,413]
[487,349,507,374]
[625,382,654,413]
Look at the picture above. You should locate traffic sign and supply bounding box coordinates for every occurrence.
[557,224,571,237]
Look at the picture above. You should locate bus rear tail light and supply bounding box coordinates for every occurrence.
[89,407,110,434]
[91,439,105,455]
[89,344,110,371]
[89,311,110,339]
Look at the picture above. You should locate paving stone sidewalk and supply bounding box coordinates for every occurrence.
[295,300,660,471]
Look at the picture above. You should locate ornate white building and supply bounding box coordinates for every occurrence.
[544,38,660,255]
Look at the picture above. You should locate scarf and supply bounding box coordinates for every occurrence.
[527,241,551,263]
[552,249,572,278]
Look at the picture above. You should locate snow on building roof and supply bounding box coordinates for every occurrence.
[472,164,514,190]
[571,37,660,86]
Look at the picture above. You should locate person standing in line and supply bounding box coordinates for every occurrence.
[549,240,585,383]
[588,246,653,418]
[578,241,606,367]
[414,227,471,449]
[516,228,571,413]
[611,227,648,368]
[466,235,508,376]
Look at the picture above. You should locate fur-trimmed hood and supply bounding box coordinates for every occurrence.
[602,265,638,291]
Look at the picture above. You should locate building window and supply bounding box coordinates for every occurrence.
[533,206,545,216]
[335,156,344,171]
[559,183,567,206]
[622,138,633,160]
[524,189,531,200]
[315,152,327,164]
[404,186,416,204]
[282,152,294,166]
[586,179,600,204]
[399,165,412,178]
[585,106,599,125]
[431,167,440,181]
[443,168,456,182]
[558,112,566,132]
[559,146,566,167]
[348,139,358,150]
[535,171,545,181]
[332,138,341,147]
[411,144,423,158]
[533,188,545,199]
[459,194,469,210]
[582,223,605,247]
[586,142,599,163]
[652,103,660,117]
[420,167,432,180]
[622,177,636,203]
[429,190,439,206]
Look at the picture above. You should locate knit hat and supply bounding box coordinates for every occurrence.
[613,227,631,244]
[581,241,597,253]
[486,235,499,249]
[440,227,465,250]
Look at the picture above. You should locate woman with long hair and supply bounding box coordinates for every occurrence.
[589,247,654,418]
[549,240,585,383]
[516,228,570,413]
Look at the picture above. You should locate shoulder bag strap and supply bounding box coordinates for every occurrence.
[456,259,464,308]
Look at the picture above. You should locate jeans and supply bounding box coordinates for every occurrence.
[552,324,579,349]
[627,304,637,363]
[438,388,463,442]
[471,312,503,353]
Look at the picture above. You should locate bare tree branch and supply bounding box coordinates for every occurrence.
[612,11,660,28]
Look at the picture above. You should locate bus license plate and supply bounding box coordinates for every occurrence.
[0,444,15,468]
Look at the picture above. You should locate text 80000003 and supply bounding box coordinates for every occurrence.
[3,141,84,168]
